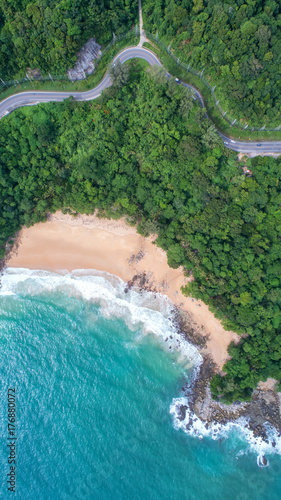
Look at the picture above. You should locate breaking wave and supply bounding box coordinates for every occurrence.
[3,267,280,467]
[170,394,281,467]
[2,268,202,370]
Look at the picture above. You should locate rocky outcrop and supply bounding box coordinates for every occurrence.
[67,38,102,81]
[124,277,281,448]
[181,356,281,443]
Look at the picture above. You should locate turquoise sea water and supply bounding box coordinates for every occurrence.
[0,269,280,500]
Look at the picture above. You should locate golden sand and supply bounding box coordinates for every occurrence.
[8,211,239,369]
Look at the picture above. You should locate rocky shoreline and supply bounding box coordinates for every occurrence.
[183,356,281,440]
[174,309,281,463]
[125,275,281,462]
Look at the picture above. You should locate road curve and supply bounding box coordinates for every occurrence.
[0,47,161,119]
[0,46,280,154]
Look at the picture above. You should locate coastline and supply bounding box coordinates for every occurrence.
[7,211,238,370]
[6,211,281,453]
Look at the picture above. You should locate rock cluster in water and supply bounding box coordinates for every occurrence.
[124,276,281,454]
[169,308,281,447]
[185,357,281,439]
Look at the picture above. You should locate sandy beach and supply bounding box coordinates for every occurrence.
[8,211,239,369]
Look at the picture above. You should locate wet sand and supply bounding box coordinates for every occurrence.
[8,211,239,369]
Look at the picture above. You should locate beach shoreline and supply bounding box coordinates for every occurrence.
[7,211,239,370]
[6,211,281,450]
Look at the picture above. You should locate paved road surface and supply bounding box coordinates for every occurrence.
[0,47,160,118]
[1,46,280,154]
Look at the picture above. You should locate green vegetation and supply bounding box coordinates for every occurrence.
[0,32,138,101]
[142,40,281,141]
[142,0,281,128]
[0,0,138,79]
[1,62,281,402]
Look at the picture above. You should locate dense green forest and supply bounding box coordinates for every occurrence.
[0,62,281,402]
[142,0,281,127]
[0,0,138,79]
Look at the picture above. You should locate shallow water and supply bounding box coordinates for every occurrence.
[0,269,280,499]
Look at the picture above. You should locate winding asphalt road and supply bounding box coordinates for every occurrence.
[0,46,280,154]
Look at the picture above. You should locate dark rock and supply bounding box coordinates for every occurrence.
[178,405,188,421]
[258,455,268,467]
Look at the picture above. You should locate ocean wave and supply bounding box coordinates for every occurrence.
[170,395,281,465]
[4,267,279,465]
[2,267,202,369]
[0,290,16,296]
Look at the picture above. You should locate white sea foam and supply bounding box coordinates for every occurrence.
[3,268,280,465]
[2,268,202,369]
[170,395,281,465]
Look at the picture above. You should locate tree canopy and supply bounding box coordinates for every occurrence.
[0,61,281,402]
[0,0,138,79]
[142,0,281,127]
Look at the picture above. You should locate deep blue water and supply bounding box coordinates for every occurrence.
[0,269,280,500]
